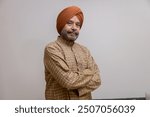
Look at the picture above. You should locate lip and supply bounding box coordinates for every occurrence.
[68,32,76,36]
[68,32,78,35]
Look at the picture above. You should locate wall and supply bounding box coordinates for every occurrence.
[0,0,150,99]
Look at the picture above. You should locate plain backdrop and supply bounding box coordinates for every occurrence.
[0,0,150,99]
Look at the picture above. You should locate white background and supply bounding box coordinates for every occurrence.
[1,100,150,117]
[0,0,150,99]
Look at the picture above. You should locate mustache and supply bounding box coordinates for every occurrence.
[67,31,79,35]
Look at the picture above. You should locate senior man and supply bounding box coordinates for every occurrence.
[44,6,101,100]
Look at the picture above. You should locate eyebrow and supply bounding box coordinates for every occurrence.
[67,19,80,24]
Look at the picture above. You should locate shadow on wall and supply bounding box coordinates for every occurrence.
[145,92,150,100]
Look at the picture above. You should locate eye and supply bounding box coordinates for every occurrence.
[67,21,73,25]
[76,22,81,28]
[76,22,81,27]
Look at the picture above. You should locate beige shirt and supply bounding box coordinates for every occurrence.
[44,36,101,100]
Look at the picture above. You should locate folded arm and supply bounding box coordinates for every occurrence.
[78,49,101,96]
[44,46,94,90]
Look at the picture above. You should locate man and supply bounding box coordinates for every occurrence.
[44,6,101,100]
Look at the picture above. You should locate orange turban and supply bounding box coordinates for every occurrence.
[56,6,84,34]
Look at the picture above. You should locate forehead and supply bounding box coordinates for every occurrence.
[69,16,80,22]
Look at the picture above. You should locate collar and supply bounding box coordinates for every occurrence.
[57,36,75,46]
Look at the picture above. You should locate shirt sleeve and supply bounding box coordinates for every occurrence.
[78,49,101,96]
[44,45,94,90]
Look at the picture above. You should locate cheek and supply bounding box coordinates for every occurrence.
[64,25,72,30]
[76,28,80,33]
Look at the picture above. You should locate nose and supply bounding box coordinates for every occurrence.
[71,23,77,31]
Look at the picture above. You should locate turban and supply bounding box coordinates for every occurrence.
[56,6,84,34]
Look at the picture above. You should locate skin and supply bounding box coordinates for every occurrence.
[60,16,81,42]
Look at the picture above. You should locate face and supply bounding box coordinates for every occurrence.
[60,16,81,42]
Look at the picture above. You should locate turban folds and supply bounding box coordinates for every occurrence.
[56,6,84,34]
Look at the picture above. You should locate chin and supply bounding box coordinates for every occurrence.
[70,38,77,41]
[68,36,77,41]
[70,34,79,40]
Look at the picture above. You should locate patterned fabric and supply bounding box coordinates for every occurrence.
[44,36,101,100]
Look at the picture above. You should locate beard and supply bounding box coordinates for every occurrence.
[61,29,79,42]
